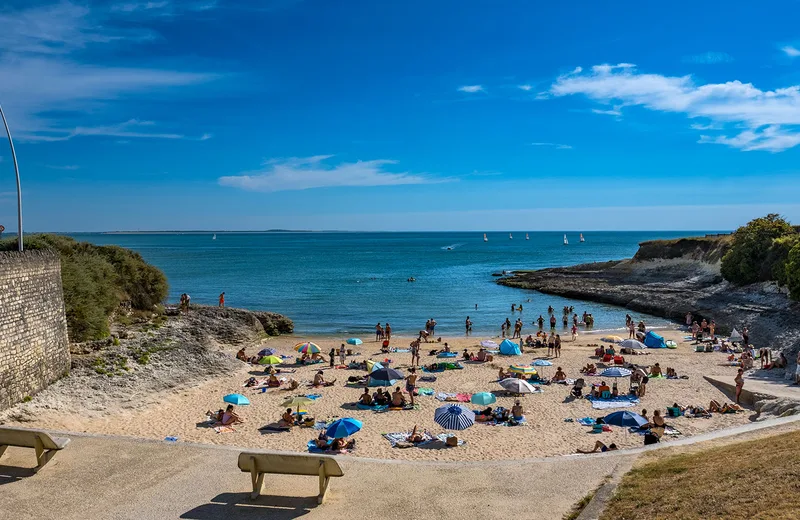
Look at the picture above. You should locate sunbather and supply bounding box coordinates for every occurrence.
[287,378,300,390]
[315,432,330,449]
[580,363,597,374]
[552,367,567,382]
[391,387,407,407]
[666,367,677,378]
[359,388,373,406]
[236,348,247,361]
[576,441,618,454]
[649,363,662,377]
[267,374,281,387]
[709,400,743,413]
[373,389,389,406]
[511,400,524,419]
[498,367,513,379]
[244,377,259,388]
[313,370,336,387]
[407,425,424,443]
[278,408,295,428]
[217,405,243,426]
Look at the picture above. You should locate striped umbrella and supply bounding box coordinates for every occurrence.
[509,365,537,375]
[434,404,475,430]
[294,342,321,354]
[258,355,283,365]
[600,367,632,378]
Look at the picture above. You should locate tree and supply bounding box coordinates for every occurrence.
[721,214,797,285]
[786,241,800,301]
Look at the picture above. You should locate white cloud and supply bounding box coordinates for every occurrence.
[0,2,218,142]
[219,155,435,192]
[45,164,80,170]
[690,123,721,130]
[549,63,800,152]
[683,51,734,64]
[518,84,533,91]
[530,142,573,150]
[781,45,800,57]
[591,108,622,116]
[24,119,210,142]
[458,85,484,93]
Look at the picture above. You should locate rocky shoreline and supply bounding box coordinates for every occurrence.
[0,306,293,424]
[498,256,800,375]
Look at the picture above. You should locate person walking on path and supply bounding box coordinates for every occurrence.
[734,368,744,403]
[218,292,225,308]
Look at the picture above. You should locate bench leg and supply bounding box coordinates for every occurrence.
[0,445,7,459]
[33,436,56,472]
[249,457,264,500]
[318,461,330,504]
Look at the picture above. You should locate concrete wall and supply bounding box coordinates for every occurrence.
[0,250,70,410]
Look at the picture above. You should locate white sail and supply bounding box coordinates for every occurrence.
[525,233,529,240]
[580,233,585,243]
[212,234,217,240]
[483,233,488,242]
[563,234,568,245]
[509,233,513,240]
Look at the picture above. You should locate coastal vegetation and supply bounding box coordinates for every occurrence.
[0,234,169,342]
[601,429,800,519]
[720,214,800,300]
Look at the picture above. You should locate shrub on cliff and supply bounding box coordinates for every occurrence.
[786,241,800,301]
[721,214,797,285]
[0,234,168,341]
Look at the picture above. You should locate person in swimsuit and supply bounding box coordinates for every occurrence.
[391,387,406,407]
[576,441,618,454]
[278,408,295,428]
[329,347,336,368]
[734,368,744,403]
[410,340,420,366]
[407,425,424,443]
[385,323,392,340]
[219,292,225,308]
[219,405,243,426]
[405,368,418,406]
[552,367,567,382]
[511,400,524,419]
[359,388,372,406]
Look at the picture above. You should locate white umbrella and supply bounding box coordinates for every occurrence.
[499,378,537,394]
[620,339,646,350]
[480,340,498,349]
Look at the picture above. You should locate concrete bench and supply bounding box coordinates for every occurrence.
[238,452,344,503]
[0,427,70,472]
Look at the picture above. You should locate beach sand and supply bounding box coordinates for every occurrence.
[5,329,755,462]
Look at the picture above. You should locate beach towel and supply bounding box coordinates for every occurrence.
[383,431,435,447]
[435,434,466,446]
[258,423,291,432]
[307,439,351,454]
[629,426,682,436]
[648,374,666,379]
[586,395,639,409]
[213,426,236,434]
[378,404,419,412]
[164,436,179,442]
[419,375,437,382]
[356,403,389,411]
[305,394,322,400]
[418,387,435,396]
[435,393,470,402]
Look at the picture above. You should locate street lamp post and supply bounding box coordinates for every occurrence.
[0,103,23,251]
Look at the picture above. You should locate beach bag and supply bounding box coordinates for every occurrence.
[445,436,458,447]
[644,432,660,445]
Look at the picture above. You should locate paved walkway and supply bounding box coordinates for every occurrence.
[705,373,800,405]
[2,415,799,520]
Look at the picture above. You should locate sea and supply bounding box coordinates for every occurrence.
[69,231,710,337]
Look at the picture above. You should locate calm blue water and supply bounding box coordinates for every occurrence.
[69,231,705,336]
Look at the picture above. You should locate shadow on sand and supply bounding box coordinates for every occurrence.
[181,492,319,520]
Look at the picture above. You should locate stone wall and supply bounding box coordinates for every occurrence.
[0,250,70,410]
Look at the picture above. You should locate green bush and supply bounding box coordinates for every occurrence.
[771,234,800,287]
[0,234,169,342]
[721,214,797,285]
[786,241,800,301]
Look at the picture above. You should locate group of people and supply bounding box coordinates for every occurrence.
[375,322,392,341]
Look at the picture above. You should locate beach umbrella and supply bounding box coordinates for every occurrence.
[280,396,313,414]
[603,411,647,428]
[509,365,537,375]
[600,367,632,378]
[532,359,553,366]
[257,347,276,357]
[346,338,363,346]
[325,418,363,439]
[620,339,646,350]
[480,340,499,349]
[223,394,250,406]
[258,355,283,365]
[470,392,497,406]
[294,341,321,354]
[366,359,383,373]
[499,378,537,394]
[729,329,743,343]
[434,404,475,430]
[369,367,404,382]
[601,336,624,344]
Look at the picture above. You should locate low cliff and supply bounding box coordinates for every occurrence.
[498,235,799,367]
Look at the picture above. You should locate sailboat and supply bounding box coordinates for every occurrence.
[563,234,569,245]
[580,233,585,243]
[212,234,217,240]
[509,233,513,240]
[525,233,530,240]
[483,233,488,242]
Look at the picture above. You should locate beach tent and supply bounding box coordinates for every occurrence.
[643,331,667,349]
[499,339,522,356]
[729,328,744,343]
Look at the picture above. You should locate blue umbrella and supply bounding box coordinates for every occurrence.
[370,367,404,382]
[346,338,363,346]
[325,418,363,438]
[600,367,632,378]
[257,347,276,357]
[470,392,497,406]
[532,359,553,366]
[434,404,475,430]
[223,394,250,406]
[603,411,647,428]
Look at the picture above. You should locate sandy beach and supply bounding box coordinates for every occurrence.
[3,327,757,462]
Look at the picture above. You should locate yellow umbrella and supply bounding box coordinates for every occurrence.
[509,365,537,375]
[258,355,283,365]
[281,396,313,414]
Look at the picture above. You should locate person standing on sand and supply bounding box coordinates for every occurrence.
[555,334,562,358]
[329,347,335,367]
[339,343,346,365]
[405,368,418,406]
[375,323,382,341]
[709,320,716,339]
[410,339,421,366]
[735,368,744,403]
[742,326,749,346]
[218,292,225,308]
[385,323,392,341]
[628,321,636,339]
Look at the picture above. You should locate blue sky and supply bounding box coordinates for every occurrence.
[2,0,800,232]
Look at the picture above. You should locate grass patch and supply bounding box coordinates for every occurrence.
[563,489,598,520]
[602,429,800,520]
